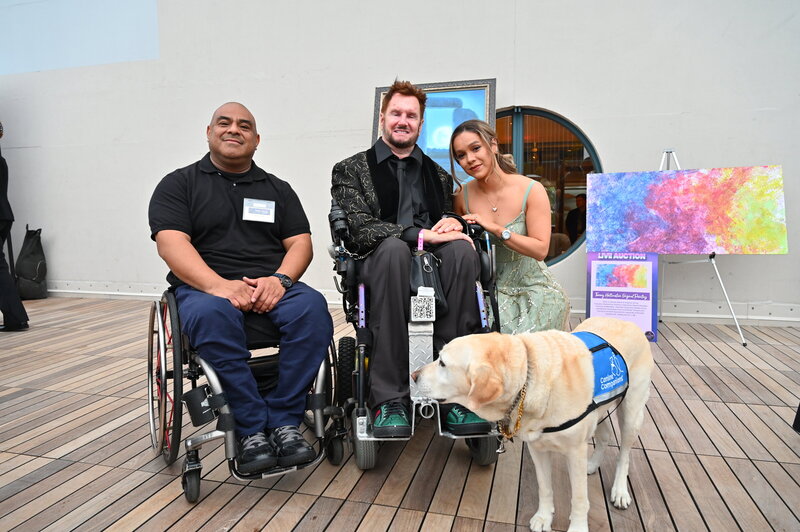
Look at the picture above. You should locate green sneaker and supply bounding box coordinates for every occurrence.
[444,404,492,435]
[373,401,411,438]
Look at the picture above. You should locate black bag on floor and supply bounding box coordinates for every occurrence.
[16,225,47,300]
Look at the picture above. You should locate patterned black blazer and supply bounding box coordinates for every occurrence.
[331,144,453,256]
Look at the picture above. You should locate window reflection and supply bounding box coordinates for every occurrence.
[496,108,600,264]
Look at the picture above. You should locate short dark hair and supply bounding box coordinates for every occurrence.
[381,80,427,118]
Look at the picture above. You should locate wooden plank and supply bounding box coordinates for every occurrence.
[646,450,705,531]
[40,470,154,531]
[263,492,317,531]
[645,398,693,454]
[400,429,454,511]
[726,456,799,531]
[673,364,721,402]
[168,482,244,532]
[324,500,371,531]
[322,455,363,500]
[374,421,436,507]
[388,507,426,531]
[682,399,746,458]
[292,496,344,531]
[428,437,471,515]
[697,455,772,531]
[671,452,738,531]
[486,437,523,524]
[72,473,174,531]
[0,461,90,518]
[418,511,454,531]
[727,403,799,463]
[107,476,185,531]
[456,459,496,520]
[753,460,800,522]
[195,485,268,532]
[229,489,290,531]
[2,465,127,530]
[347,440,406,504]
[356,503,397,532]
[453,515,486,531]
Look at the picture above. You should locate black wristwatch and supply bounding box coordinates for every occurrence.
[271,273,293,289]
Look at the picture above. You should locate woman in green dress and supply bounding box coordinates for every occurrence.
[447,120,570,333]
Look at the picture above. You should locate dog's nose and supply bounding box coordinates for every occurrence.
[410,370,420,382]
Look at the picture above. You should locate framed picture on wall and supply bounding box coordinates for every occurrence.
[372,79,496,183]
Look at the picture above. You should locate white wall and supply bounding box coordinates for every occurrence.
[1,0,797,322]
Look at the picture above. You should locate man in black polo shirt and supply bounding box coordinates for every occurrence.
[331,81,490,438]
[149,102,333,473]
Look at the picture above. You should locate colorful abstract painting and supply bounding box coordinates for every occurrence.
[586,166,787,254]
[595,263,649,288]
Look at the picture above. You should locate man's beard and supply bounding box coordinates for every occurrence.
[383,127,419,150]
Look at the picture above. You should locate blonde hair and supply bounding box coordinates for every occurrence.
[449,119,517,189]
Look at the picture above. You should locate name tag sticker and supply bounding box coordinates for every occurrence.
[243,198,275,223]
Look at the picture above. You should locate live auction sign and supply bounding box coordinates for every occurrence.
[586,252,658,342]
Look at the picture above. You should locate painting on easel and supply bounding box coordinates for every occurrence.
[586,165,788,254]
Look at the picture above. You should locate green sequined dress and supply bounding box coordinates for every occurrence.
[465,181,570,334]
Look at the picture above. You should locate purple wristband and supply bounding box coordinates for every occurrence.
[417,230,424,251]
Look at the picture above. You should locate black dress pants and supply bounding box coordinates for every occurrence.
[361,237,481,408]
[0,221,28,326]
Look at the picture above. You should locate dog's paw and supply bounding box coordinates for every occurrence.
[529,511,553,531]
[566,524,589,532]
[610,484,632,509]
[587,460,600,475]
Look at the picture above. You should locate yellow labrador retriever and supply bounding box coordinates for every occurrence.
[413,317,654,532]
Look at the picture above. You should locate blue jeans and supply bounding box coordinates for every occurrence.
[175,282,333,436]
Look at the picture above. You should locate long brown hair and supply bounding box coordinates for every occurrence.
[449,119,517,189]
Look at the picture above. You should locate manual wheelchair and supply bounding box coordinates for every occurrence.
[146,289,346,503]
[328,200,502,470]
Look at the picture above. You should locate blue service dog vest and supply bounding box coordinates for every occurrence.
[542,331,629,433]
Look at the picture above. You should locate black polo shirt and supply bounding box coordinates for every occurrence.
[149,153,310,287]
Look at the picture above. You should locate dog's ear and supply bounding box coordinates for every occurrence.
[466,364,503,410]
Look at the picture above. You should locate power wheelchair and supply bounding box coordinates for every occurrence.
[146,289,346,503]
[328,200,503,470]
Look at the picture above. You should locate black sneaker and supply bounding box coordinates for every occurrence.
[269,425,315,467]
[237,432,277,473]
[372,401,412,438]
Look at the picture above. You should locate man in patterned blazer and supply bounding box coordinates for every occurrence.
[331,80,490,438]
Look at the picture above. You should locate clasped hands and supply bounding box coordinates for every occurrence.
[209,276,285,313]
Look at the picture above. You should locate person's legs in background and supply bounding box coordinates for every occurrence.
[0,221,29,331]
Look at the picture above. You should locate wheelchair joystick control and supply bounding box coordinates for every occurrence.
[328,200,349,242]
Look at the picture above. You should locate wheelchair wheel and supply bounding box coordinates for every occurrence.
[352,410,377,470]
[336,336,356,406]
[325,436,345,466]
[182,468,201,503]
[147,292,184,465]
[466,436,499,466]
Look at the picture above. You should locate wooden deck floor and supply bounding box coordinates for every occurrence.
[1,297,799,531]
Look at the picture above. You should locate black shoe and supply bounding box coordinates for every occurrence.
[372,401,412,438]
[237,432,277,473]
[269,425,315,467]
[0,322,29,332]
